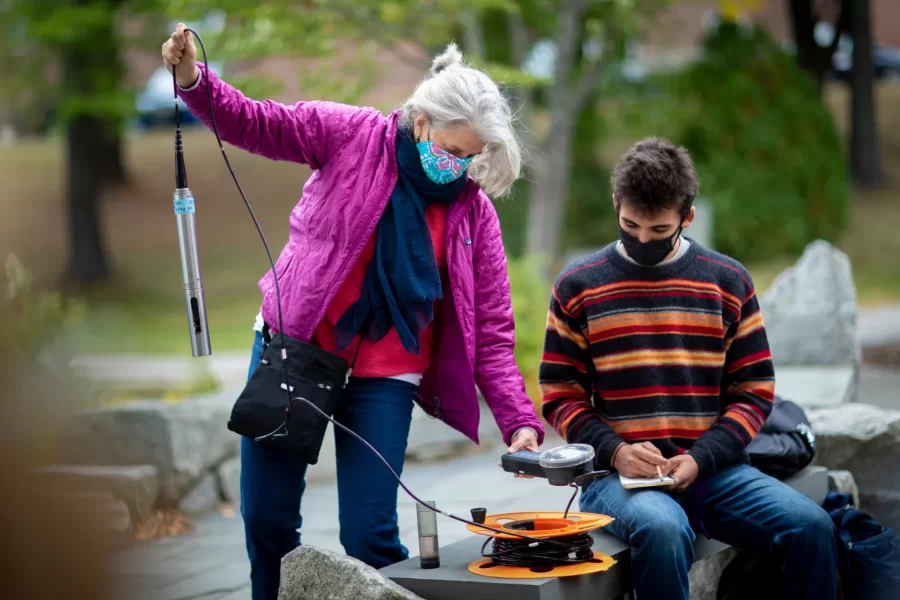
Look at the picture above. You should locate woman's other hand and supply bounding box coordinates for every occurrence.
[508,427,539,453]
[506,427,539,478]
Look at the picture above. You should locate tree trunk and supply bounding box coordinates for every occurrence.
[786,0,848,92]
[526,111,576,263]
[65,113,110,284]
[459,10,485,61]
[98,127,127,187]
[848,0,883,187]
[62,40,110,285]
[524,0,585,264]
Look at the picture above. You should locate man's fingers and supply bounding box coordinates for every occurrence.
[640,442,662,456]
[633,446,669,466]
[625,461,659,478]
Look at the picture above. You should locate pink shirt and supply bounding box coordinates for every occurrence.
[313,204,448,380]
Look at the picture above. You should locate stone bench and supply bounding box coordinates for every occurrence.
[380,466,829,600]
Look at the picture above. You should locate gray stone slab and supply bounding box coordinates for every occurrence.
[857,304,900,347]
[179,471,222,515]
[857,365,900,411]
[381,531,632,600]
[31,463,159,522]
[53,399,239,505]
[381,467,829,600]
[773,365,856,407]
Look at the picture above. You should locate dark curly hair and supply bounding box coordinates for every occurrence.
[611,137,699,220]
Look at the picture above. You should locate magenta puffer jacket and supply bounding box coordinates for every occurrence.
[178,64,545,446]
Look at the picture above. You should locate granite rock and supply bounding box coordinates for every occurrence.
[178,472,222,515]
[828,470,860,508]
[53,398,238,504]
[807,404,900,490]
[31,464,159,522]
[808,404,900,531]
[689,547,740,600]
[759,241,860,374]
[216,455,241,504]
[278,545,423,600]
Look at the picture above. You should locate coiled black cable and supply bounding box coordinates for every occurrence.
[172,27,607,559]
[481,532,595,568]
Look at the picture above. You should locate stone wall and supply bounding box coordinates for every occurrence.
[807,403,900,532]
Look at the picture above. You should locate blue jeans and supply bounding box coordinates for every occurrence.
[240,331,415,600]
[580,463,838,600]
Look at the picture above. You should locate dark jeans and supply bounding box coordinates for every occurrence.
[240,330,416,600]
[580,463,839,600]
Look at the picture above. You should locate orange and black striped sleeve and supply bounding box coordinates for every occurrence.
[539,284,626,470]
[686,286,775,477]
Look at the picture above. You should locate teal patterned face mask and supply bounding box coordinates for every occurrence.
[416,138,472,185]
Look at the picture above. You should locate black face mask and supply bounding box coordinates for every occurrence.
[618,223,682,267]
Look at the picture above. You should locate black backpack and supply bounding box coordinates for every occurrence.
[716,551,845,599]
[745,396,816,480]
[823,491,900,600]
[717,493,900,600]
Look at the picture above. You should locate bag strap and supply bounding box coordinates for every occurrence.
[263,318,370,386]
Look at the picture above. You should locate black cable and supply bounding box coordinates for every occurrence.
[173,28,292,442]
[563,483,579,520]
[171,27,596,554]
[481,532,595,568]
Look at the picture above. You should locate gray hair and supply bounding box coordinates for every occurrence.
[399,42,523,198]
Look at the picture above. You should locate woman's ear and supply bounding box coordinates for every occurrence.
[414,113,429,142]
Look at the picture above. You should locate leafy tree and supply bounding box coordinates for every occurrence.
[455,0,671,265]
[0,0,405,285]
[782,0,883,187]
[1,0,134,283]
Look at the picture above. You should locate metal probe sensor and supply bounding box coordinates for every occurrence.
[173,73,211,357]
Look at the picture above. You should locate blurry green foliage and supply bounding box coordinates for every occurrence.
[4,254,86,364]
[2,254,93,465]
[507,255,552,406]
[496,103,614,258]
[619,21,851,262]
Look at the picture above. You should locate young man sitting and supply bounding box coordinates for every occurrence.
[538,138,838,599]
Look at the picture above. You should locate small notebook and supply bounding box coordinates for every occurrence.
[620,474,676,489]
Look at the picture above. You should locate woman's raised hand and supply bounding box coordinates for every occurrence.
[162,23,200,89]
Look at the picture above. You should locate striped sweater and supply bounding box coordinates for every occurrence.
[539,239,775,480]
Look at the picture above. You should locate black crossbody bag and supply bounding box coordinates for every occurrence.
[227,323,364,464]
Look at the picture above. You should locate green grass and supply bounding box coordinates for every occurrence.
[63,246,268,354]
[2,82,899,355]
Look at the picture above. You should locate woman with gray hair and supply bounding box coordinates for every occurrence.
[163,23,545,600]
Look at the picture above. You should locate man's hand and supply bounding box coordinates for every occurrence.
[500,427,540,478]
[613,442,671,478]
[668,455,699,492]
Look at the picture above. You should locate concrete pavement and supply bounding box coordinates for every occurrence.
[110,436,574,600]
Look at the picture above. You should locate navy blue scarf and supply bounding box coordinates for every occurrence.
[333,126,467,354]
